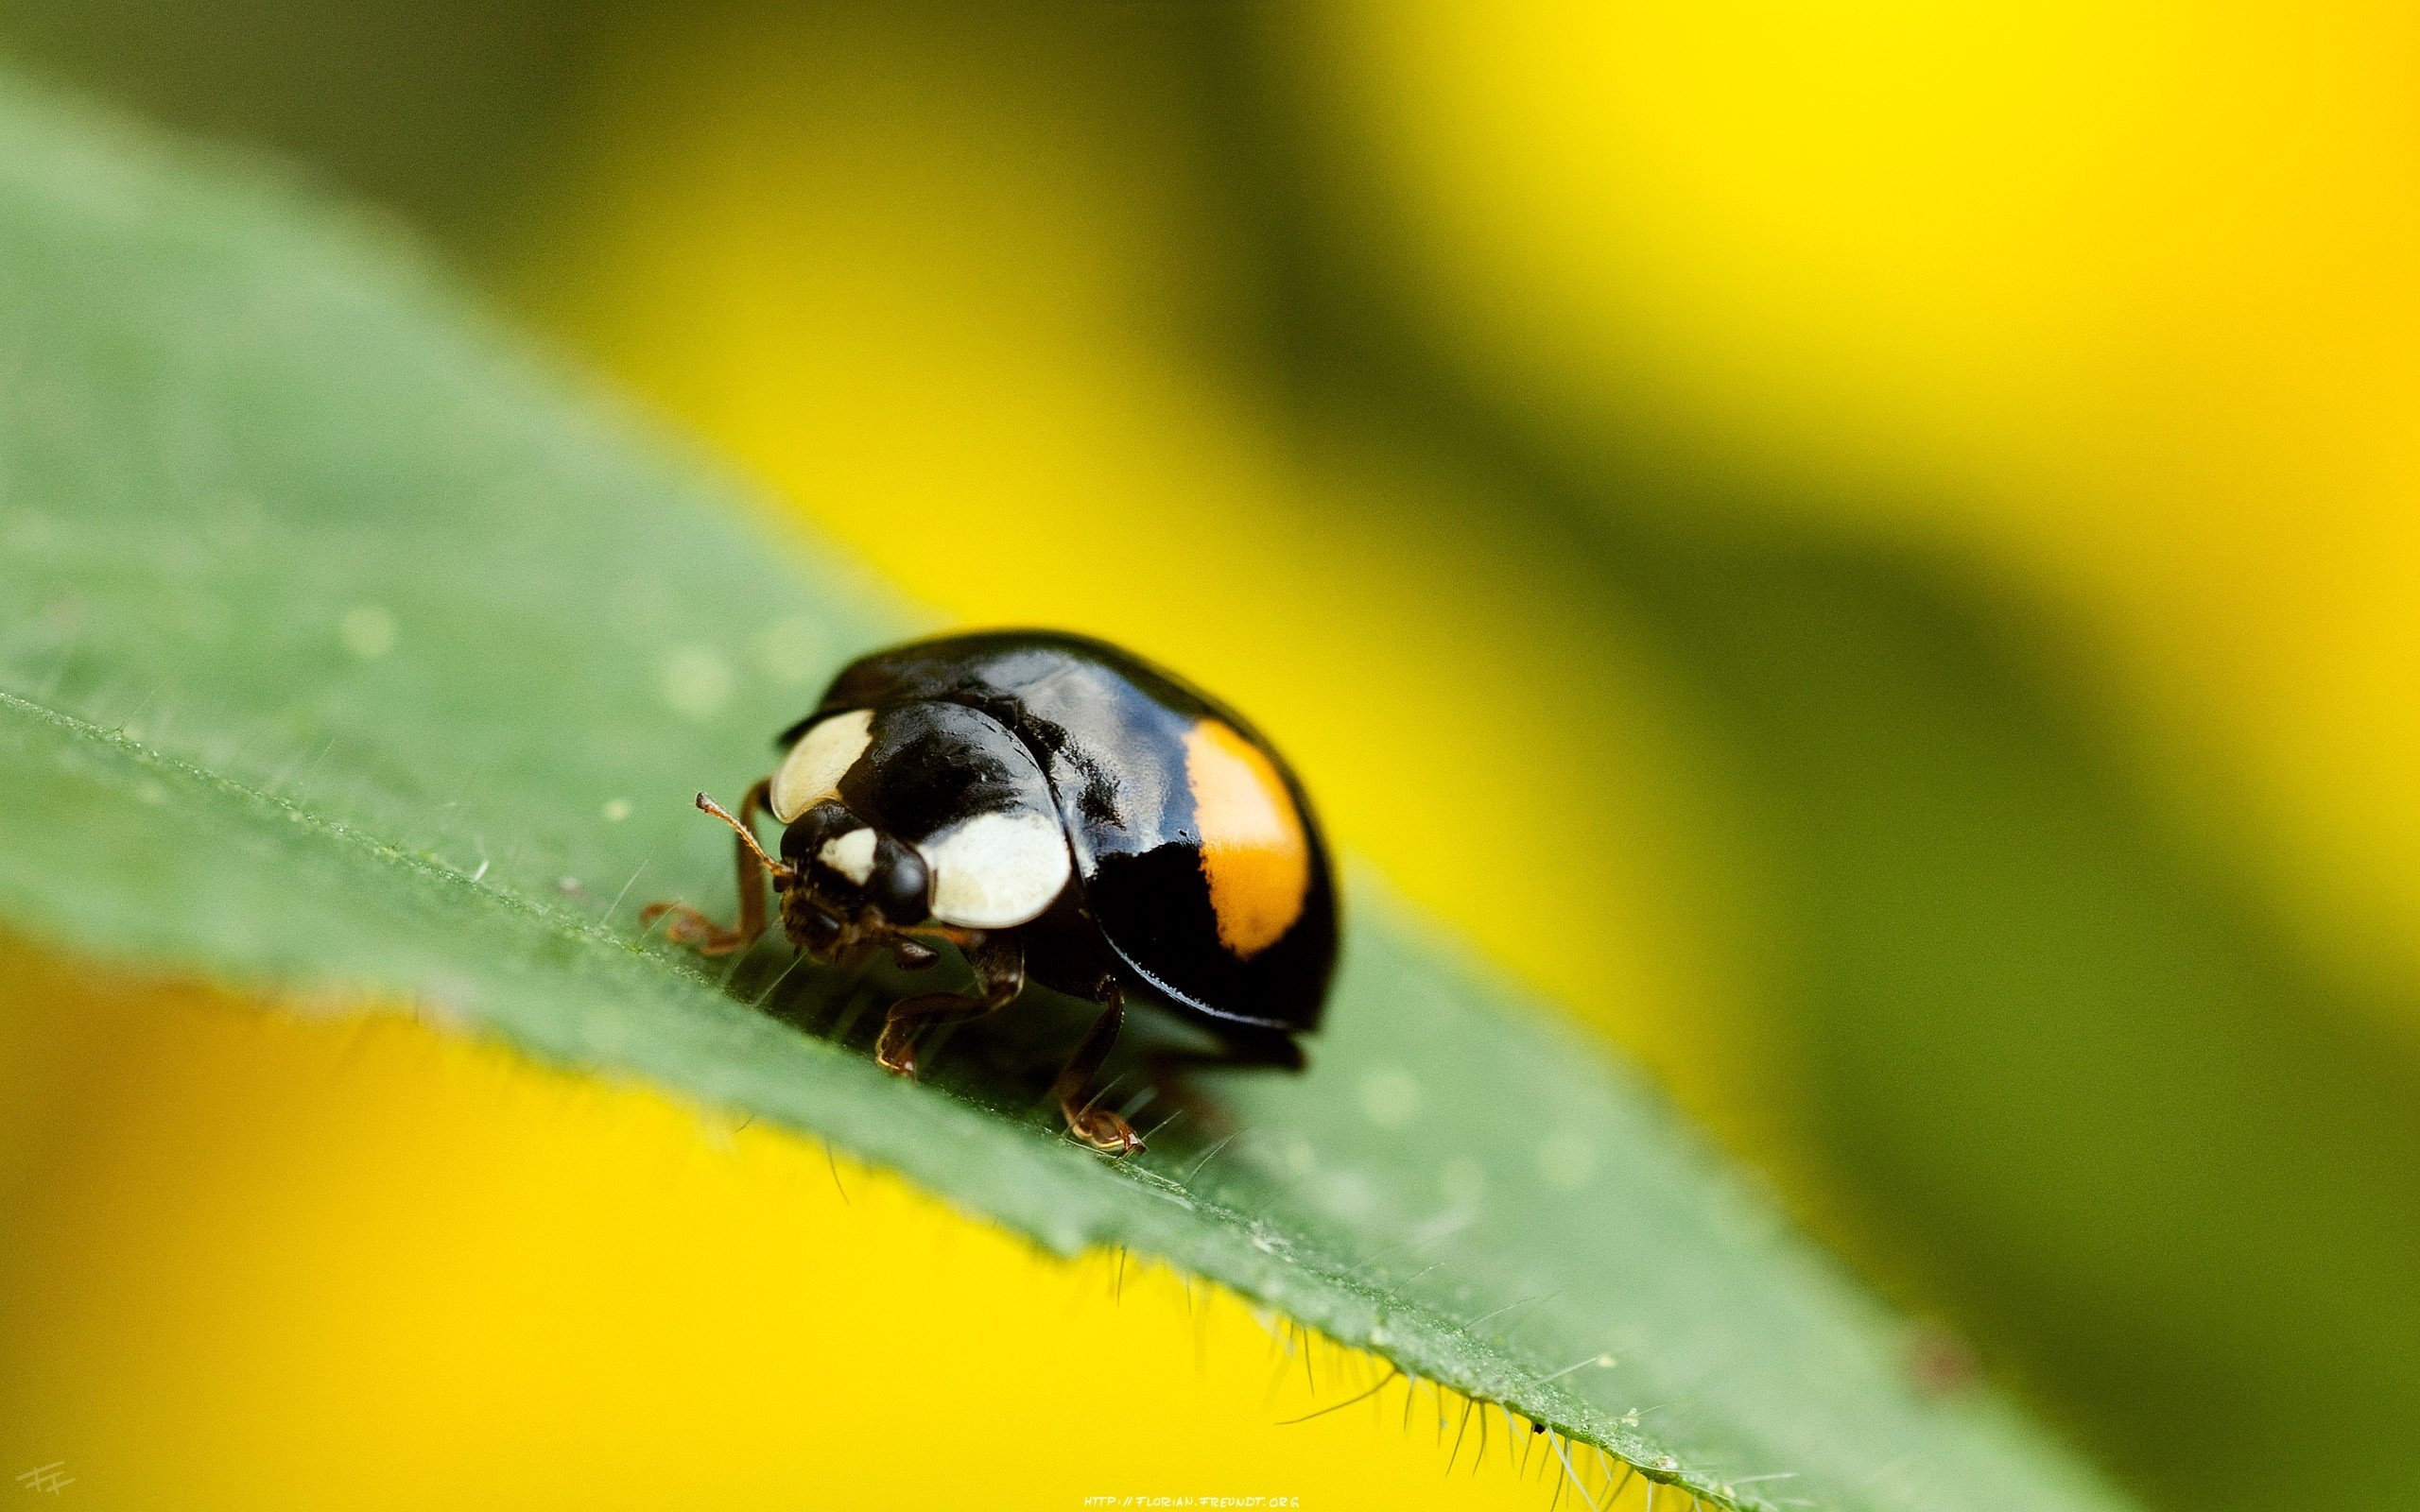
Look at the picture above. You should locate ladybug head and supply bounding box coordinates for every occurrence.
[778,799,934,954]
[760,701,1076,963]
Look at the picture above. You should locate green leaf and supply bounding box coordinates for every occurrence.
[0,74,2133,1512]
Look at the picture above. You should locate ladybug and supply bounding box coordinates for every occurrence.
[643,630,1337,1154]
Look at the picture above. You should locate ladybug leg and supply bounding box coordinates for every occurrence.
[1054,981,1143,1155]
[642,780,775,955]
[874,934,1024,1078]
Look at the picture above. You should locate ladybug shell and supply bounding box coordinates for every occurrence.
[791,630,1336,1034]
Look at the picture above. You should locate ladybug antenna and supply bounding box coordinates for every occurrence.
[696,792,797,882]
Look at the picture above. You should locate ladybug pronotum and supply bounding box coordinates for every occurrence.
[643,630,1338,1153]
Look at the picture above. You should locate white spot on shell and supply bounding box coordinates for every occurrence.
[818,827,877,885]
[769,708,873,821]
[339,605,396,659]
[922,809,1071,928]
[659,645,733,721]
[600,798,632,823]
[1538,1132,1598,1191]
[1357,1065,1421,1128]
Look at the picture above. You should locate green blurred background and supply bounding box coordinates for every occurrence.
[10,3,2419,1506]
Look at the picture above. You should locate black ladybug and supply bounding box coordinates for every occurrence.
[643,630,1338,1153]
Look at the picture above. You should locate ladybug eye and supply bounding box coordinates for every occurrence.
[868,838,930,925]
[808,821,930,924]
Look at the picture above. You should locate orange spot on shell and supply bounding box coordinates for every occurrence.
[1184,719,1310,959]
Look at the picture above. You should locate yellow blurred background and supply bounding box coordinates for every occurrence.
[7,2,2420,1507]
[1296,0,2420,995]
[2,941,1608,1510]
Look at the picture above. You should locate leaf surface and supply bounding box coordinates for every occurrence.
[0,76,2131,1512]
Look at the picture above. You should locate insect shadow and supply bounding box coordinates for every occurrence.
[723,935,1237,1160]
